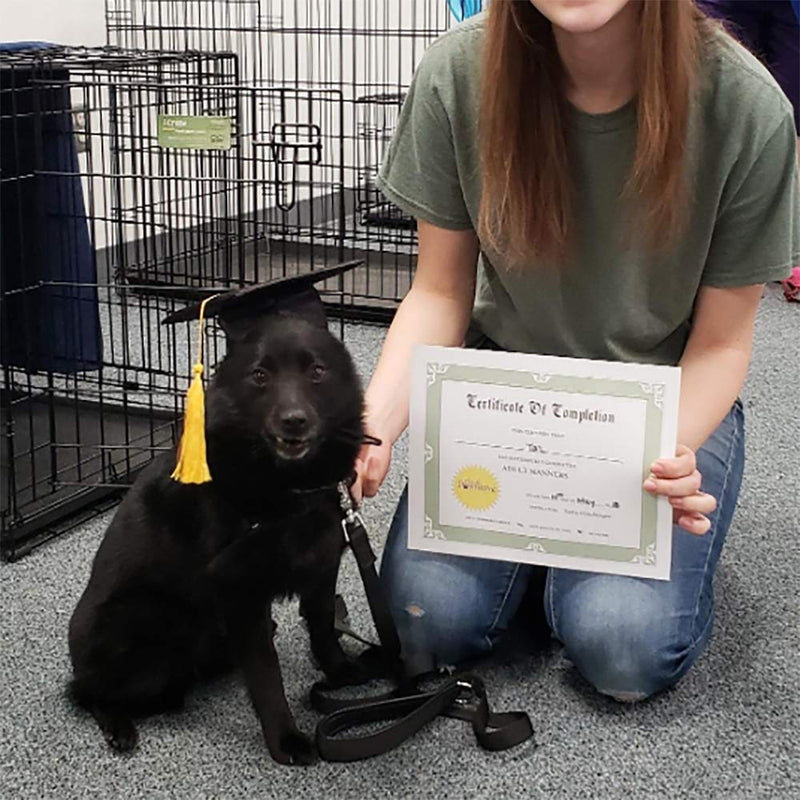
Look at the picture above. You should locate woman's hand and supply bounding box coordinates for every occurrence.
[350,435,393,505]
[643,444,717,534]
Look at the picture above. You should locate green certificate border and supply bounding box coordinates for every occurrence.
[423,364,665,567]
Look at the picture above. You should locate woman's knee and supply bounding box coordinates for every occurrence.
[382,551,505,669]
[549,574,705,702]
[380,492,529,670]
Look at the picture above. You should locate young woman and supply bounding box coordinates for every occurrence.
[354,0,800,701]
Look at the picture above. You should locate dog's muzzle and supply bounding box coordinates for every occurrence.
[267,406,320,460]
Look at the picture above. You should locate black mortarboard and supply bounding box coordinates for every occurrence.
[161,259,363,327]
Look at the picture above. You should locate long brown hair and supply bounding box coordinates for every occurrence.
[478,0,707,264]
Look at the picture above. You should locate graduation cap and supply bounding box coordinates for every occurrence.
[164,260,362,485]
[161,259,363,328]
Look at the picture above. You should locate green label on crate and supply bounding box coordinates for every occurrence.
[157,115,232,150]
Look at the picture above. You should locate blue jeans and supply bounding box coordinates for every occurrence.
[380,401,745,701]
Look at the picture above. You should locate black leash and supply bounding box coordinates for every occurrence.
[315,672,533,762]
[309,482,534,762]
[335,481,403,673]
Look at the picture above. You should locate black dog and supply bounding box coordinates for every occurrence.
[68,290,367,765]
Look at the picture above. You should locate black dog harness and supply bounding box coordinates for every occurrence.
[308,482,535,762]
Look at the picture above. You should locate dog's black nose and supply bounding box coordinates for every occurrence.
[279,409,309,436]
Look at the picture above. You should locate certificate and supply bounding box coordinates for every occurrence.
[408,346,681,580]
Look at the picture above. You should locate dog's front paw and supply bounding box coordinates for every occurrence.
[271,729,316,766]
[323,654,372,688]
[104,718,138,753]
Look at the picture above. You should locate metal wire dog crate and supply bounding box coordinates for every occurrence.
[0,45,358,560]
[2,4,485,558]
[106,0,483,310]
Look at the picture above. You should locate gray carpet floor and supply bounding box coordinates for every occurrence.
[2,284,798,800]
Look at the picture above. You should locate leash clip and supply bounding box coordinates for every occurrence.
[337,480,354,516]
[454,678,477,706]
[337,480,365,543]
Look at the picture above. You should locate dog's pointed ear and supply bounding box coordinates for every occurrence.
[277,293,329,329]
[216,293,328,343]
[217,316,251,344]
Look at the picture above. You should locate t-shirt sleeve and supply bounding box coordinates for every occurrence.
[376,49,473,231]
[702,112,800,287]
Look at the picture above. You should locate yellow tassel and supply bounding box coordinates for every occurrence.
[171,296,216,484]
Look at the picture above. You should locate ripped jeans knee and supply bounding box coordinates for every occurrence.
[392,595,494,676]
[379,487,533,675]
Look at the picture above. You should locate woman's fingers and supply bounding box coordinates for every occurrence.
[672,492,716,534]
[643,444,716,536]
[675,511,712,536]
[649,444,695,480]
[643,469,703,497]
[350,459,365,505]
[353,440,393,500]
[352,434,392,504]
[669,491,717,515]
[363,453,390,497]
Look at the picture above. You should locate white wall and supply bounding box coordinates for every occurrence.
[0,0,462,257]
[1,0,106,46]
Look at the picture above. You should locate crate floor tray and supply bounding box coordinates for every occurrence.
[1,390,175,560]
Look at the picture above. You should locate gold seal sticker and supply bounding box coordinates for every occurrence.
[452,466,500,511]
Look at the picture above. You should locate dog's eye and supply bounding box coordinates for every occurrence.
[251,367,269,385]
[308,363,326,383]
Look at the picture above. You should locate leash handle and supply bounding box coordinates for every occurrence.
[314,674,534,762]
[316,680,463,761]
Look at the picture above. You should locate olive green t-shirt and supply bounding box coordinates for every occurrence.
[376,14,800,365]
